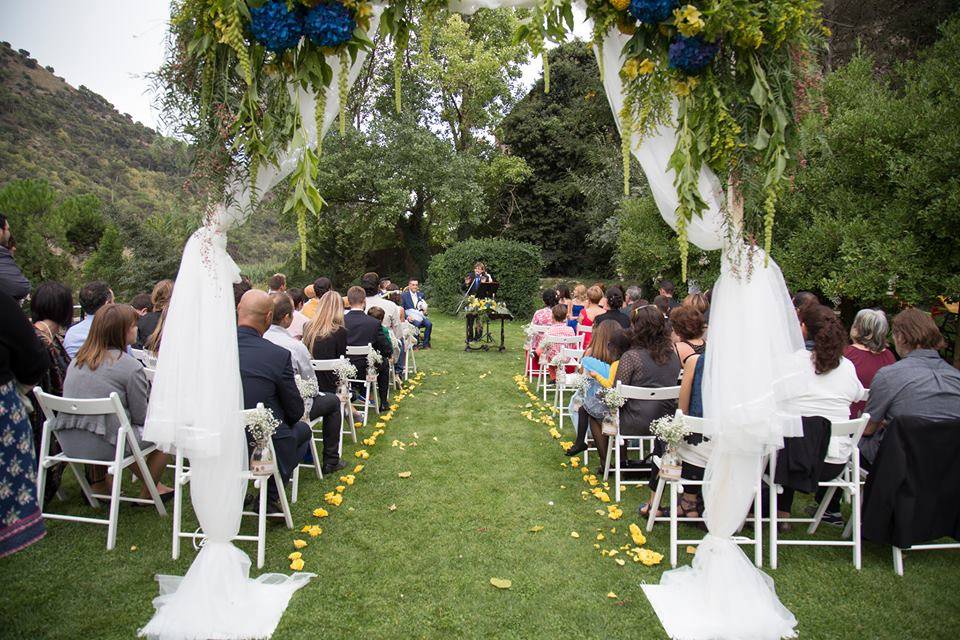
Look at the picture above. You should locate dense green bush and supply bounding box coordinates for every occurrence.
[426,238,544,317]
[616,197,720,297]
[61,194,106,250]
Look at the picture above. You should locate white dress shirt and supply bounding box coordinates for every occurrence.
[63,315,94,359]
[264,324,314,382]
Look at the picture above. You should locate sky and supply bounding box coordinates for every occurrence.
[0,1,592,134]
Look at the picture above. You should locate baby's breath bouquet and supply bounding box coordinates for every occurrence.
[650,413,692,449]
[599,387,626,436]
[295,374,319,400]
[601,387,627,411]
[246,406,279,476]
[333,361,357,387]
[366,350,383,381]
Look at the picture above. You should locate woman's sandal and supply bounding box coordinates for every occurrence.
[638,502,665,518]
[678,496,707,529]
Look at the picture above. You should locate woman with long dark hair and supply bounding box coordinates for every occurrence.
[592,286,630,329]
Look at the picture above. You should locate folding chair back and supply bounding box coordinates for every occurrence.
[33,388,166,551]
[767,413,870,570]
[537,334,584,400]
[525,325,550,380]
[606,382,681,501]
[310,356,354,444]
[345,344,378,427]
[130,348,157,368]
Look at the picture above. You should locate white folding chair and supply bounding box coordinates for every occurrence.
[525,325,550,382]
[554,347,584,430]
[143,367,156,383]
[645,410,763,567]
[604,382,681,502]
[172,404,294,569]
[576,322,592,346]
[346,344,380,427]
[34,388,167,551]
[536,334,584,401]
[766,414,869,570]
[130,348,157,368]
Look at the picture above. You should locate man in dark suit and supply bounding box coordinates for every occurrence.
[236,290,312,510]
[343,286,392,412]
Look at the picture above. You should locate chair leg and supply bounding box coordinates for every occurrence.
[647,479,665,532]
[273,469,294,529]
[852,485,862,570]
[614,437,622,503]
[106,465,123,551]
[807,486,837,534]
[257,479,267,569]
[36,424,50,509]
[308,436,323,480]
[291,466,300,505]
[754,475,763,568]
[172,461,183,560]
[69,461,100,509]
[892,547,904,576]
[769,482,778,570]
[669,482,678,568]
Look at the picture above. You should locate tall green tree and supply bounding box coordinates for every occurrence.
[84,224,126,285]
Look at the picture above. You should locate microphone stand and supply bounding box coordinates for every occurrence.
[455,275,480,314]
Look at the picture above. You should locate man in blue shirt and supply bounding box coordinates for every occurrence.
[64,281,113,359]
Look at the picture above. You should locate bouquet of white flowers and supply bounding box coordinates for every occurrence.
[334,361,358,386]
[650,413,692,449]
[295,374,319,400]
[366,350,383,380]
[245,407,279,444]
[601,387,626,411]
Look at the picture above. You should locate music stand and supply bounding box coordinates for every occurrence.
[465,281,499,351]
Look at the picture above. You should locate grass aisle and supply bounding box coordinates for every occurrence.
[3,315,959,639]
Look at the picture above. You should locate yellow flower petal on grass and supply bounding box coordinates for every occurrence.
[570,531,580,539]
[629,523,646,546]
[335,485,346,493]
[307,525,322,538]
[687,545,697,555]
[607,592,618,599]
[293,539,307,549]
[355,449,370,459]
[353,464,364,473]
[615,558,626,566]
[340,475,355,485]
[398,471,412,478]
[490,577,512,589]
[607,505,624,520]
[529,525,544,533]
[288,551,302,561]
[312,508,328,518]
[290,558,305,571]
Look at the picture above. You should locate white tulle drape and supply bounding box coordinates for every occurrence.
[143,1,800,637]
[138,12,381,640]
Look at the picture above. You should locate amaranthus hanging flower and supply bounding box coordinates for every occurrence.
[629,0,679,24]
[249,1,304,53]
[304,1,356,49]
[673,5,705,37]
[668,35,719,74]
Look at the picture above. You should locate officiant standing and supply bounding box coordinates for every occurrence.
[461,262,494,342]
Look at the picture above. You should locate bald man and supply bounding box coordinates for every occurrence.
[237,290,312,509]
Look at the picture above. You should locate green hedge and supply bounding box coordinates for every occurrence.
[426,238,544,318]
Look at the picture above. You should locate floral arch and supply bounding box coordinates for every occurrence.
[140,3,823,639]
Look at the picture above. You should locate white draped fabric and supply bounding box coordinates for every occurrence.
[142,2,798,638]
[138,12,382,640]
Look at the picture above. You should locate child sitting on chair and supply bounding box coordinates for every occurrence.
[566,321,628,457]
[535,304,576,381]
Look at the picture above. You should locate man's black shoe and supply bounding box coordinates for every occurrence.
[322,459,348,475]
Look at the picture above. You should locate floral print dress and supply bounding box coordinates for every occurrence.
[0,379,45,557]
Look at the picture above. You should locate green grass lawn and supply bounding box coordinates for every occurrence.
[3,314,958,639]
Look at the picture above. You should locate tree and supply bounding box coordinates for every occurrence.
[84,224,126,285]
[775,19,960,319]
[497,42,634,275]
[60,194,106,251]
[0,179,74,287]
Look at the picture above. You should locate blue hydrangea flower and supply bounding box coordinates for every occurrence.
[628,0,678,24]
[304,2,356,49]
[249,0,304,53]
[668,35,719,74]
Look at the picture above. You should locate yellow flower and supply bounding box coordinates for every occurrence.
[673,5,705,37]
[355,449,369,459]
[570,457,580,468]
[290,557,305,571]
[390,404,399,411]
[596,533,605,541]
[293,539,308,549]
[629,523,646,546]
[324,492,343,506]
[381,415,392,422]
[672,76,700,97]
[560,440,574,452]
[312,508,329,518]
[607,505,624,520]
[615,558,626,566]
[353,464,364,473]
[354,421,363,428]
[288,551,302,561]
[335,485,346,493]
[636,548,663,566]
[340,474,356,485]
[570,531,580,539]
[300,525,312,533]
[607,592,619,599]
[638,58,656,75]
[307,525,322,537]
[548,428,561,439]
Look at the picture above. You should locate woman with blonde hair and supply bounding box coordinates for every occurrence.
[303,290,348,393]
[57,304,173,500]
[577,285,605,349]
[137,279,173,347]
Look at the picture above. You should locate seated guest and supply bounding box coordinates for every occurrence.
[267,273,286,294]
[594,306,681,470]
[658,279,680,310]
[301,284,317,318]
[569,284,587,331]
[640,348,711,518]
[28,283,74,459]
[556,284,572,320]
[671,305,706,365]
[0,214,31,301]
[792,290,820,317]
[57,303,173,501]
[682,292,709,316]
[593,282,608,309]
[577,286,606,349]
[624,286,644,319]
[367,306,399,362]
[363,273,402,343]
[401,279,432,349]
[530,289,559,354]
[535,304,576,378]
[652,295,670,319]
[64,281,113,359]
[593,286,630,329]
[779,304,866,525]
[860,308,960,465]
[143,307,168,354]
[566,321,628,457]
[304,291,348,392]
[379,277,391,296]
[130,293,152,317]
[286,287,310,341]
[137,280,173,348]
[236,290,314,507]
[844,309,896,419]
[1,290,49,557]
[302,277,331,319]
[264,293,313,382]
[344,286,392,412]
[233,276,252,309]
